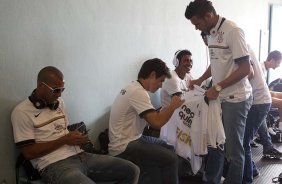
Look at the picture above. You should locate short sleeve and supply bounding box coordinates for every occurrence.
[226,28,249,62]
[11,108,35,146]
[129,88,155,115]
[163,77,182,96]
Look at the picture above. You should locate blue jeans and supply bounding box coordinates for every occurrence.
[257,118,273,152]
[221,97,252,184]
[41,152,139,184]
[203,146,225,184]
[116,135,178,184]
[243,103,271,184]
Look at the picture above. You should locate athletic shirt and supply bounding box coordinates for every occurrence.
[11,98,82,171]
[161,86,225,174]
[160,70,192,142]
[161,70,192,107]
[208,16,252,103]
[108,81,155,156]
[248,45,271,105]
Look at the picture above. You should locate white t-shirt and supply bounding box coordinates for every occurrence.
[108,81,155,156]
[208,16,252,103]
[11,98,82,171]
[248,45,271,105]
[260,62,267,79]
[161,70,192,107]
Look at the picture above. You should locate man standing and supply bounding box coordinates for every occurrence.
[256,50,282,158]
[185,1,252,184]
[12,66,139,184]
[108,58,184,184]
[242,45,272,183]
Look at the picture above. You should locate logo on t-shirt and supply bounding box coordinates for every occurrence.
[178,105,195,128]
[120,89,126,95]
[54,122,65,133]
[34,112,41,117]
[217,31,224,43]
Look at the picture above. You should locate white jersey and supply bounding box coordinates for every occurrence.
[248,45,271,105]
[11,98,82,171]
[108,81,155,156]
[162,86,225,174]
[208,16,252,103]
[161,70,192,107]
[160,70,192,142]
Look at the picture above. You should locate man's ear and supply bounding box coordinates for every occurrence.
[37,81,43,88]
[204,12,213,21]
[270,59,275,65]
[149,71,156,79]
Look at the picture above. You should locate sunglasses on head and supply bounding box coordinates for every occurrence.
[41,82,65,94]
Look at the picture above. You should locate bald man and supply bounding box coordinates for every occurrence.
[11,66,139,184]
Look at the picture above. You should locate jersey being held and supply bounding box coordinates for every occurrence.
[162,86,225,174]
[160,70,192,142]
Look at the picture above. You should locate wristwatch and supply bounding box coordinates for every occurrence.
[214,84,222,92]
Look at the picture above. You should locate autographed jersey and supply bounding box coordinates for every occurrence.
[162,86,225,174]
[163,86,208,173]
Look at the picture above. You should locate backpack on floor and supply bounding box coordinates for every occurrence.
[98,129,109,154]
[16,153,41,183]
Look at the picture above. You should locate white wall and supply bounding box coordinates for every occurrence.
[0,0,280,183]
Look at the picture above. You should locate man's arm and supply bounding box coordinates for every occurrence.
[20,131,88,160]
[143,96,184,129]
[206,60,250,100]
[189,65,211,89]
[248,62,254,80]
[217,60,250,89]
[270,91,282,99]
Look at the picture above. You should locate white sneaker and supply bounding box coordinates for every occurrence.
[220,176,225,184]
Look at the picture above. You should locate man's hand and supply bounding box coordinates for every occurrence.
[189,79,202,89]
[64,131,89,146]
[170,95,185,109]
[205,86,219,100]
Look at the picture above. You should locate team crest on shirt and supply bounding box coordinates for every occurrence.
[120,89,126,95]
[217,31,224,43]
[54,122,64,132]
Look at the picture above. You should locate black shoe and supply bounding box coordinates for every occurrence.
[253,170,260,179]
[254,137,262,144]
[250,140,259,148]
[263,147,282,158]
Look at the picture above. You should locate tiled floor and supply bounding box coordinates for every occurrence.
[252,143,282,184]
[180,143,282,184]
